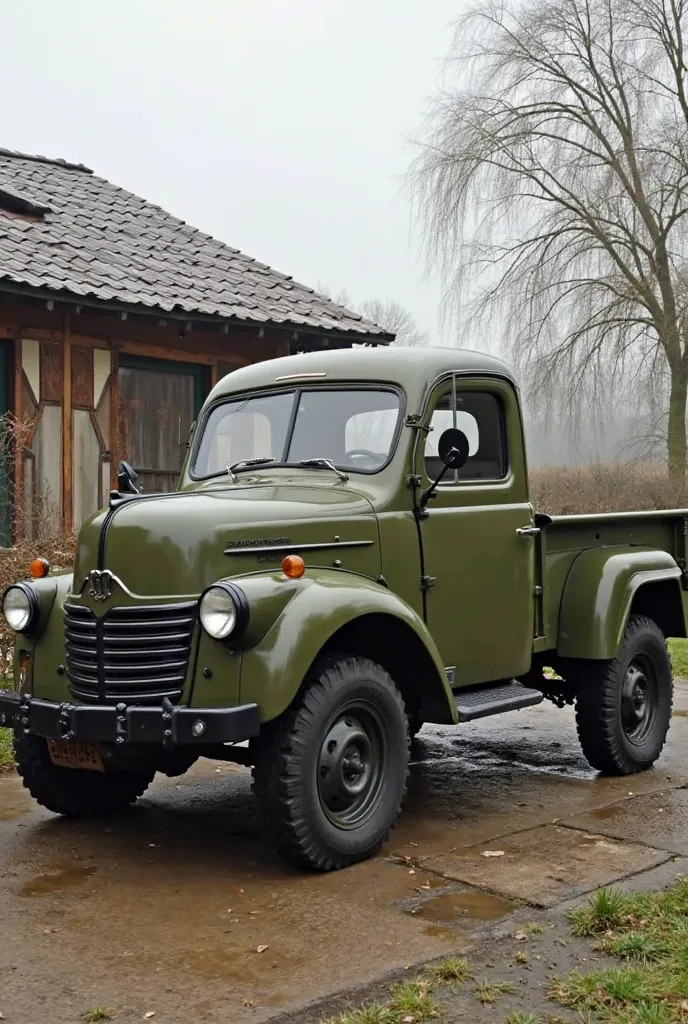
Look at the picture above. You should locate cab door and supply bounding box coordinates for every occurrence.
[417,376,535,687]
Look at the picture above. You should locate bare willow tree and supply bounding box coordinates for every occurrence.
[317,283,429,347]
[410,0,688,483]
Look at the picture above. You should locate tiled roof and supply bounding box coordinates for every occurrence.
[0,148,390,339]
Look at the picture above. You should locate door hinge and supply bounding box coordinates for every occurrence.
[407,474,422,488]
[534,585,543,596]
[421,575,436,590]
[405,413,430,433]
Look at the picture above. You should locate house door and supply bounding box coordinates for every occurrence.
[118,356,207,493]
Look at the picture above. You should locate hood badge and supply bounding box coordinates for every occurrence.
[87,569,116,602]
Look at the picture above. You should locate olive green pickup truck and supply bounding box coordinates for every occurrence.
[0,348,684,870]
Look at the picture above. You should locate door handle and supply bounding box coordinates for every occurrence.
[516,526,540,537]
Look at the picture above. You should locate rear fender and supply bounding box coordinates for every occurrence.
[557,547,684,659]
[238,570,457,725]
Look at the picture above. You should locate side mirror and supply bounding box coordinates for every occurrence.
[438,428,470,470]
[117,460,140,495]
[419,428,471,513]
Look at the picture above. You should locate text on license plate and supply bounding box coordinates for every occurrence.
[47,740,104,772]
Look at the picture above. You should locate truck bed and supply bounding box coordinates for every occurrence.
[538,508,688,653]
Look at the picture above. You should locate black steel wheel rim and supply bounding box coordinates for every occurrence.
[317,701,387,829]
[620,656,657,745]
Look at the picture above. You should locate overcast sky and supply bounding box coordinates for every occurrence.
[1,0,467,344]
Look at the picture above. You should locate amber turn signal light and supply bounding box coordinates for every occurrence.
[281,554,305,579]
[29,557,50,579]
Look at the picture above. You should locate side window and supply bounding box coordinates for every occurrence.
[425,390,507,482]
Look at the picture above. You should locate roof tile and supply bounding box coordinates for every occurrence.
[0,150,389,339]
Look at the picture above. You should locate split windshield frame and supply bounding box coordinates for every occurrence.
[188,383,406,482]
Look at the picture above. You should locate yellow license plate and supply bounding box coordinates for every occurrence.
[47,740,104,773]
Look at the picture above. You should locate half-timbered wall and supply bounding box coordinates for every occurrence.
[0,298,292,539]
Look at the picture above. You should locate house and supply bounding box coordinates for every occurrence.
[0,148,391,543]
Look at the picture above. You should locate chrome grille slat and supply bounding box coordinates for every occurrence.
[64,601,196,705]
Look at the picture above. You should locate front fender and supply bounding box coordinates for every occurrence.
[15,572,73,699]
[239,569,456,724]
[557,547,682,659]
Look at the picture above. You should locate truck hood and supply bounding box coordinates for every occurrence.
[73,482,380,598]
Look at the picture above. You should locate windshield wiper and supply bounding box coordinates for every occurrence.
[226,457,275,483]
[298,458,349,482]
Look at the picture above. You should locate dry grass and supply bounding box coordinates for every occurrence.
[0,535,76,670]
[530,462,688,515]
[0,727,13,770]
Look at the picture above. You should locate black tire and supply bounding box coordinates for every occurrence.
[251,655,409,871]
[574,615,673,775]
[14,732,155,817]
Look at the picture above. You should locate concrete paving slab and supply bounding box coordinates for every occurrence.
[420,823,670,907]
[560,787,688,855]
[552,856,688,920]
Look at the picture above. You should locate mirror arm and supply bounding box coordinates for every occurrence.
[420,463,450,507]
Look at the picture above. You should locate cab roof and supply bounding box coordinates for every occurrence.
[209,346,516,408]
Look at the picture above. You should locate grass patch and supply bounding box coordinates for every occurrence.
[322,980,441,1024]
[668,637,688,680]
[425,956,470,986]
[551,877,688,1022]
[84,1010,112,1023]
[474,979,517,1005]
[505,1014,541,1024]
[0,726,14,770]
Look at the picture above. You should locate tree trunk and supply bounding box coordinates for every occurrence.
[667,366,688,488]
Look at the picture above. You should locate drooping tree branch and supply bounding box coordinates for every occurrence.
[410,0,688,479]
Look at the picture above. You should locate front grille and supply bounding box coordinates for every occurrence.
[64,602,196,705]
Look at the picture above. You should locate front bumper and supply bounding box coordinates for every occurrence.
[0,689,260,747]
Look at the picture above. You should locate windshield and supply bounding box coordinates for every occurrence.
[192,387,402,478]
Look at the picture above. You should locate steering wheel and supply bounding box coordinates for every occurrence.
[345,448,385,467]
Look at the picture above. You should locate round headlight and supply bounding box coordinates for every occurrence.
[199,585,239,639]
[3,585,37,633]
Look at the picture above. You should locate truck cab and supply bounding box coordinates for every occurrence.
[1,348,682,870]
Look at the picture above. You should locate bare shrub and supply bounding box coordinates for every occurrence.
[0,535,76,675]
[531,462,687,515]
[0,410,75,676]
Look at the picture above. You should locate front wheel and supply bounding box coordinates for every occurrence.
[14,732,155,816]
[574,615,673,775]
[251,655,409,871]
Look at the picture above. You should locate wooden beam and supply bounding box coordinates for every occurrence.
[110,345,119,489]
[210,362,219,388]
[13,337,22,541]
[62,312,72,534]
[118,339,219,366]
[69,332,110,350]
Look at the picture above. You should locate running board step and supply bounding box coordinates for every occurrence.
[455,681,544,722]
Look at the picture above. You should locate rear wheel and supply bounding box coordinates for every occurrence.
[14,732,155,817]
[574,615,673,775]
[251,655,409,871]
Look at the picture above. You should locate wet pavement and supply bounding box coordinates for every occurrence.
[1,687,687,1024]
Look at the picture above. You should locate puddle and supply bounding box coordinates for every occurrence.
[20,866,96,897]
[588,804,624,821]
[422,924,457,940]
[180,947,305,986]
[0,776,35,820]
[411,889,514,924]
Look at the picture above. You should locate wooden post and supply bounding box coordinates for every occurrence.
[210,362,219,388]
[62,311,72,534]
[13,335,22,541]
[110,343,119,489]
